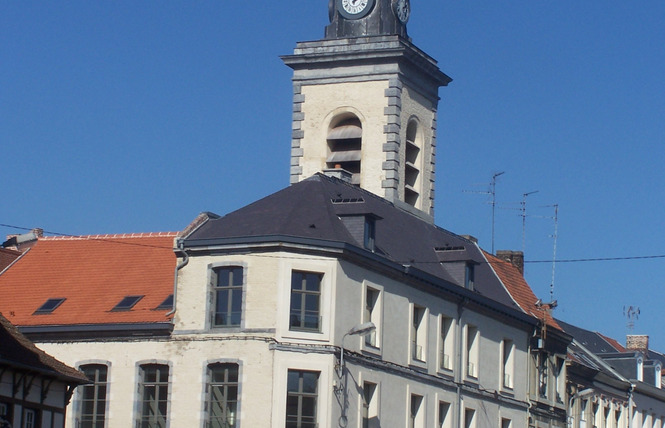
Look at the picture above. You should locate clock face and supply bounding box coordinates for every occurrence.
[338,0,374,19]
[392,0,410,24]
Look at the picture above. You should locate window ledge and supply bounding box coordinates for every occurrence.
[409,359,428,371]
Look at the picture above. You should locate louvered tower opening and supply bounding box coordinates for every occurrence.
[404,120,421,206]
[327,117,362,185]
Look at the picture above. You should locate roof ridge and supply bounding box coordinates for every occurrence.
[40,232,179,240]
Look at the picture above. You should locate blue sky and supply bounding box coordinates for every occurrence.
[2,1,664,350]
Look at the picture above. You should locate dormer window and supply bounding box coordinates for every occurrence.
[339,214,380,252]
[655,364,662,388]
[465,263,475,291]
[327,116,362,185]
[637,356,644,382]
[364,216,376,252]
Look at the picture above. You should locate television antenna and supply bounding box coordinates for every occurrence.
[464,171,505,254]
[520,190,539,254]
[623,306,640,332]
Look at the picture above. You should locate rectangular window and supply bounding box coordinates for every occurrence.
[438,401,451,428]
[439,316,454,371]
[409,394,424,428]
[502,339,514,389]
[286,370,319,428]
[362,382,378,428]
[464,408,475,428]
[78,364,108,428]
[289,271,322,332]
[554,357,565,403]
[411,305,426,362]
[501,418,512,428]
[137,364,169,428]
[206,363,239,428]
[466,325,479,378]
[23,408,37,428]
[364,288,380,348]
[212,266,244,327]
[0,402,12,428]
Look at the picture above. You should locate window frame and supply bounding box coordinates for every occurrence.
[210,265,245,328]
[409,304,428,365]
[408,393,425,428]
[438,400,452,428]
[285,369,319,428]
[360,381,379,428]
[361,282,383,352]
[438,315,454,373]
[136,362,171,428]
[280,259,334,342]
[204,362,240,428]
[289,270,323,333]
[501,339,515,390]
[76,362,110,428]
[465,324,479,380]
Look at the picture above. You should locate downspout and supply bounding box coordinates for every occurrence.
[454,298,467,428]
[527,325,538,428]
[628,383,635,428]
[166,239,189,318]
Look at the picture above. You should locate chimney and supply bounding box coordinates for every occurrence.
[323,166,353,183]
[3,229,43,252]
[496,250,524,275]
[626,335,649,354]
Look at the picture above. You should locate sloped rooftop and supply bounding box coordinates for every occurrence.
[0,312,88,383]
[485,252,562,331]
[0,233,177,327]
[186,174,530,314]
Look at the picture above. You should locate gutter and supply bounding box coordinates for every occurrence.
[166,238,189,318]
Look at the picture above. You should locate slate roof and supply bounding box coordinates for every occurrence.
[555,318,624,354]
[0,233,177,327]
[185,173,537,318]
[0,312,88,383]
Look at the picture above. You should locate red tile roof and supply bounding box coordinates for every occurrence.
[0,233,177,327]
[484,251,562,331]
[0,247,21,272]
[0,312,88,383]
[600,333,626,352]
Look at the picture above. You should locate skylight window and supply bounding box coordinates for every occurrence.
[112,295,143,311]
[155,295,173,310]
[34,298,66,314]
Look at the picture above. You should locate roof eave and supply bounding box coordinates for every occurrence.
[19,322,174,341]
[184,235,539,327]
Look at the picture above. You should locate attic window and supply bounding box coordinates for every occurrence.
[112,295,143,311]
[34,298,66,314]
[155,295,173,310]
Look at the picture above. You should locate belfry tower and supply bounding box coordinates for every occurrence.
[282,0,451,220]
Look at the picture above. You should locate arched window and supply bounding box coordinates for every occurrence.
[404,119,421,206]
[326,116,362,185]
